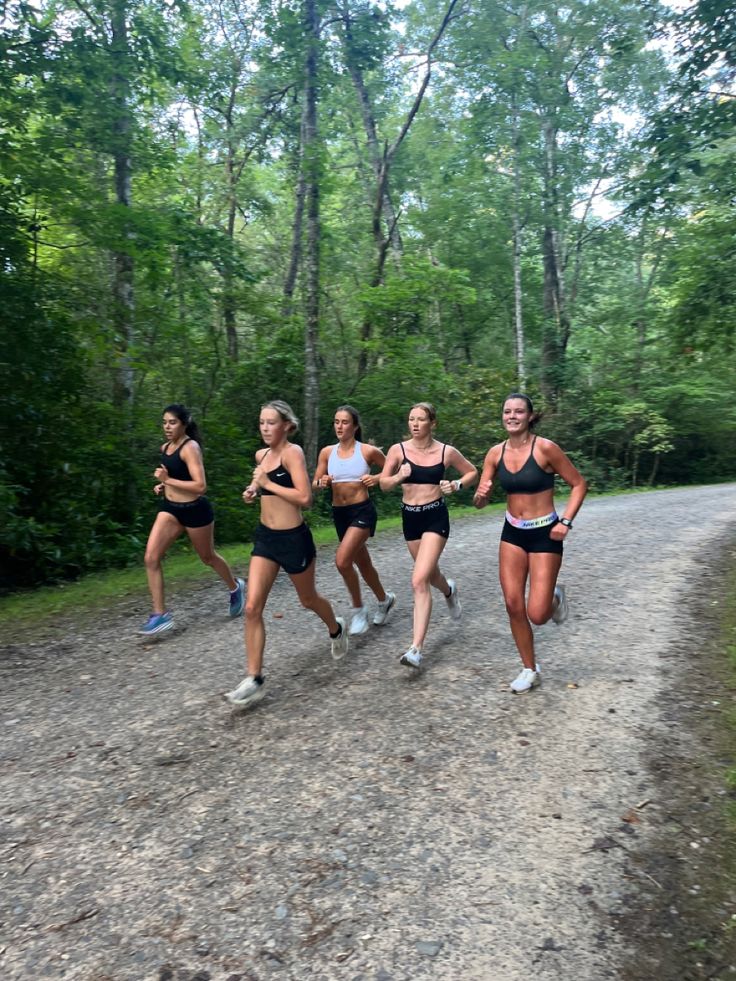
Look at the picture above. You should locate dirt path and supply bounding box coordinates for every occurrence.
[2,485,736,981]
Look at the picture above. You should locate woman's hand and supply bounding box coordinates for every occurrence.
[439,479,456,496]
[154,464,169,483]
[242,484,259,504]
[316,474,333,490]
[360,473,380,489]
[549,522,568,541]
[251,465,269,489]
[154,482,165,496]
[473,478,492,509]
[396,462,411,484]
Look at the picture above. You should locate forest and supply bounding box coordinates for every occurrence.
[0,0,734,588]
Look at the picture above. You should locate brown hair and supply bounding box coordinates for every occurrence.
[261,400,299,433]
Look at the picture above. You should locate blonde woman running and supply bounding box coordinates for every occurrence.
[380,402,477,670]
[226,401,348,709]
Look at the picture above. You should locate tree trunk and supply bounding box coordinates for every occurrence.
[303,0,321,470]
[283,104,308,315]
[511,90,525,388]
[110,0,134,410]
[540,118,568,402]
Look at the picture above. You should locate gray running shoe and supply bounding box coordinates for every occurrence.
[510,667,541,693]
[330,617,349,660]
[444,579,462,621]
[551,584,568,624]
[225,676,266,708]
[348,607,370,636]
[373,591,396,626]
[400,646,423,670]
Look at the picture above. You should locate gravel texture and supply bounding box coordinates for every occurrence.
[2,484,736,980]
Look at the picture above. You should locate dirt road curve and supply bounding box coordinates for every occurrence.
[2,485,736,981]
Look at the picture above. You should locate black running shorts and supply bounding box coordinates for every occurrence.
[160,496,214,528]
[332,499,378,541]
[500,519,563,555]
[401,499,450,542]
[251,522,317,575]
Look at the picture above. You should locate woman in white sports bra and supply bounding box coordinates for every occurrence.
[313,405,396,636]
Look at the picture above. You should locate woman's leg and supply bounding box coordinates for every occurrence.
[406,533,448,650]
[498,541,536,669]
[186,522,238,591]
[244,556,280,677]
[334,527,372,607]
[144,513,183,613]
[289,558,340,633]
[526,552,563,626]
[353,543,388,602]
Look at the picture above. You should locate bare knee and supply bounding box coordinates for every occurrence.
[245,601,265,622]
[504,596,527,620]
[527,604,551,626]
[144,550,161,572]
[299,591,320,612]
[411,574,431,595]
[335,553,353,577]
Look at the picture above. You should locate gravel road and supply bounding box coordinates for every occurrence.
[2,484,736,981]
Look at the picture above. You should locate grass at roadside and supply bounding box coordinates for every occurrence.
[0,503,505,631]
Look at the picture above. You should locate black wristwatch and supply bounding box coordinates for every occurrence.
[559,517,573,529]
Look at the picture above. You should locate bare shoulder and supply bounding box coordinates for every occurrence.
[255,447,270,464]
[284,442,307,467]
[181,439,202,458]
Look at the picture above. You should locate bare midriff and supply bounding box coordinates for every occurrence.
[331,481,369,507]
[506,489,556,521]
[260,496,304,531]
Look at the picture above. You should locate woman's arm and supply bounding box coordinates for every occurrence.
[361,444,387,489]
[542,439,588,524]
[312,445,333,490]
[379,444,410,492]
[253,445,313,508]
[439,445,479,496]
[473,445,500,509]
[154,441,207,495]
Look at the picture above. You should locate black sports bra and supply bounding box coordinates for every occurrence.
[400,442,446,485]
[162,438,192,481]
[260,450,295,496]
[497,437,555,494]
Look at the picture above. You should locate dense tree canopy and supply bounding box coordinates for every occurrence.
[1,0,734,588]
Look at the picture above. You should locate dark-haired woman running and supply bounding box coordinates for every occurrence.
[313,405,395,636]
[139,403,244,637]
[474,393,587,692]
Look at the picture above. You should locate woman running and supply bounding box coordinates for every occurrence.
[140,403,244,637]
[473,393,587,693]
[226,400,348,709]
[379,402,478,670]
[313,405,396,636]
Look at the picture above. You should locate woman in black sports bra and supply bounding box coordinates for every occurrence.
[139,403,244,638]
[225,400,349,710]
[380,402,477,671]
[474,393,587,694]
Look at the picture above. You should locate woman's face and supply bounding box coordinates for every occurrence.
[163,413,185,442]
[260,407,289,444]
[334,411,356,442]
[502,398,532,436]
[408,406,434,440]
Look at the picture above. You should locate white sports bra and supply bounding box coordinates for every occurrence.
[328,441,370,483]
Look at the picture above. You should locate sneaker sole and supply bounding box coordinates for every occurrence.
[226,688,266,709]
[399,654,422,670]
[138,621,174,637]
[511,679,541,694]
[349,624,370,636]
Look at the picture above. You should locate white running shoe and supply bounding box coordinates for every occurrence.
[330,617,349,660]
[510,667,541,693]
[552,584,568,624]
[225,676,266,708]
[400,646,423,669]
[373,591,396,626]
[444,579,462,621]
[348,606,370,636]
